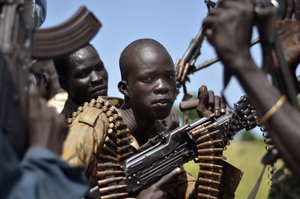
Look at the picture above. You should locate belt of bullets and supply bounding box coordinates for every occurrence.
[189,121,224,199]
[68,97,135,199]
[188,96,259,199]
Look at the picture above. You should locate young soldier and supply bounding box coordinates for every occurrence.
[62,38,196,198]
[53,43,119,119]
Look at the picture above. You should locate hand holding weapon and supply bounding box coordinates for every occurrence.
[0,2,101,158]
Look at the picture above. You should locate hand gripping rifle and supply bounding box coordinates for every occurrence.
[176,0,294,101]
[123,96,258,197]
[0,1,101,158]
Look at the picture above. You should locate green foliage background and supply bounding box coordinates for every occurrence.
[176,100,283,198]
[184,140,282,199]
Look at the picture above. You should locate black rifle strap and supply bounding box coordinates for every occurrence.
[273,33,299,107]
[247,164,267,199]
[221,67,234,110]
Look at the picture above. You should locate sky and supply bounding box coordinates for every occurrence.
[42,0,264,134]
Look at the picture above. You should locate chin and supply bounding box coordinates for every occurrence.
[91,91,107,99]
[154,109,172,120]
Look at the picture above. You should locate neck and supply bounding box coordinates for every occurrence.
[120,103,156,146]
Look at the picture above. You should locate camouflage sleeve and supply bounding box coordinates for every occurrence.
[61,106,108,171]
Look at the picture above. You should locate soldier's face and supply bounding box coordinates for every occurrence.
[65,46,108,105]
[126,48,176,121]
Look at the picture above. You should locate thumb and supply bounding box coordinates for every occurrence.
[198,85,208,98]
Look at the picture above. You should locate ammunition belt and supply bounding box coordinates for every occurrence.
[190,121,224,199]
[189,95,259,198]
[68,97,135,199]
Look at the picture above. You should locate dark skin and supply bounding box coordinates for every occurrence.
[118,39,181,198]
[136,167,184,199]
[118,39,176,146]
[203,0,300,178]
[30,60,64,100]
[197,85,226,117]
[60,45,108,106]
[27,84,68,155]
[118,39,225,198]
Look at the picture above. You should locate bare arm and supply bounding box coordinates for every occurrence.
[27,84,68,155]
[203,0,300,178]
[0,84,88,199]
[136,167,184,199]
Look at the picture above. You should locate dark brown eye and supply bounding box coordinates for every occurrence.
[75,70,89,78]
[168,74,175,79]
[141,76,154,83]
[96,65,104,72]
[166,72,175,80]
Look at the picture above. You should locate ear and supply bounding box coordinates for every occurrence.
[118,80,129,97]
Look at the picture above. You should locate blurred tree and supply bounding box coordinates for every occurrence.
[239,130,259,141]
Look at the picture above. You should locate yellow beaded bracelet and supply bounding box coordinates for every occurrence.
[260,95,286,125]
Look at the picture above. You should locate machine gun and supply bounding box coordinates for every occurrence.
[123,96,258,193]
[0,1,101,158]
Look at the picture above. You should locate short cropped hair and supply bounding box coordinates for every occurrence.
[53,43,97,81]
[119,38,166,81]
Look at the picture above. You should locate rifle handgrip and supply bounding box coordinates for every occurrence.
[179,99,199,111]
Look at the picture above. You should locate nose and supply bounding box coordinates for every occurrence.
[154,78,169,94]
[90,71,103,86]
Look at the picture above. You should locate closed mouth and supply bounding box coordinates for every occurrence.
[152,98,173,106]
[90,86,107,95]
